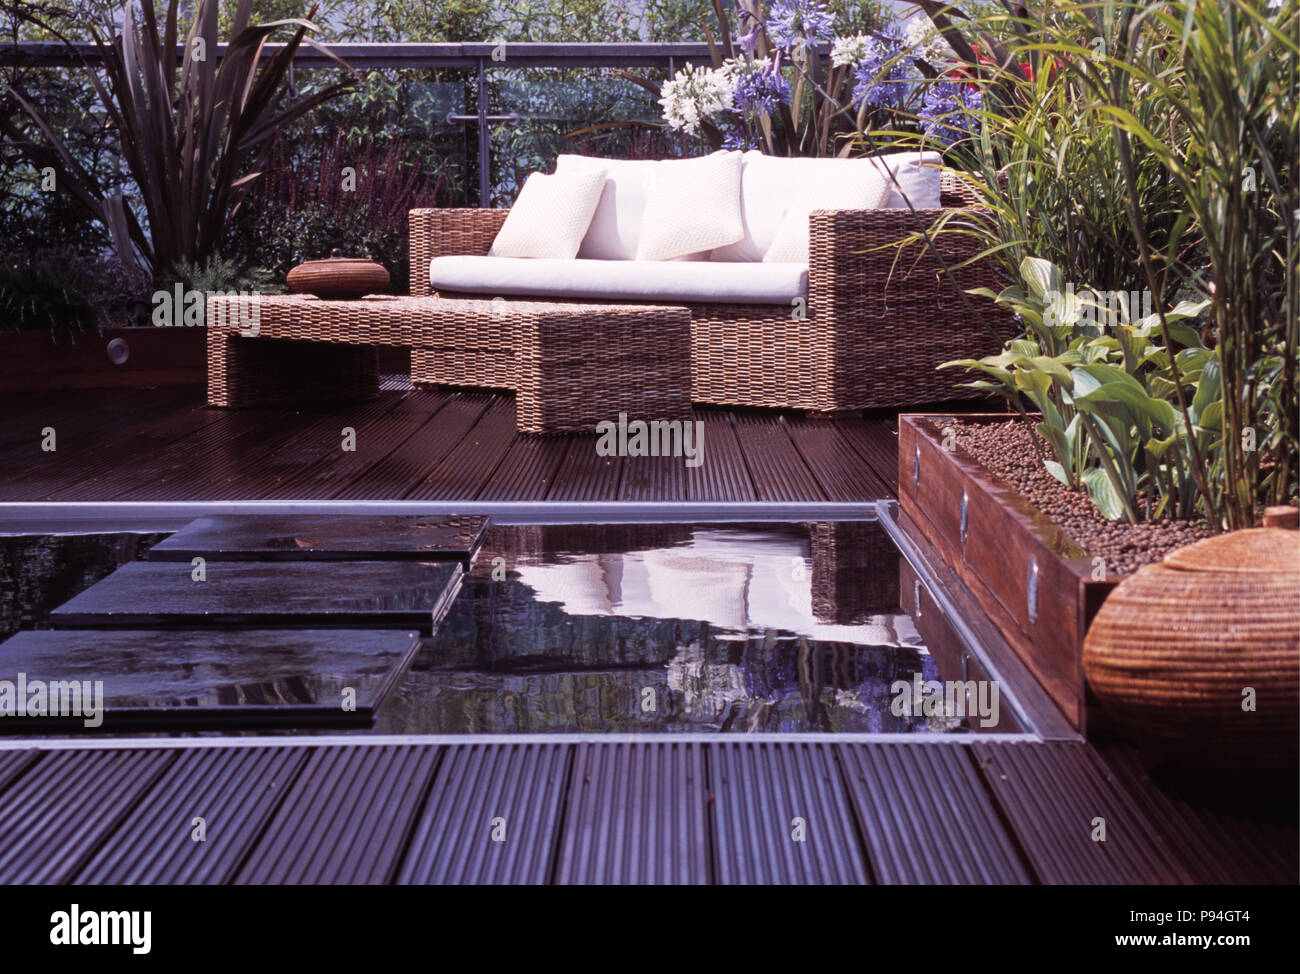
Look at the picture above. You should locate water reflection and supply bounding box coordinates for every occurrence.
[0,533,166,642]
[373,522,960,735]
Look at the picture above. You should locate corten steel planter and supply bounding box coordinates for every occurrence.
[0,325,204,391]
[1082,528,1300,771]
[898,413,1118,731]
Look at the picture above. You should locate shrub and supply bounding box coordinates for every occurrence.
[0,247,132,337]
[224,132,451,292]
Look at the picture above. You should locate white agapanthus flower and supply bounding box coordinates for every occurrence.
[830,34,872,69]
[659,63,738,135]
[903,15,956,66]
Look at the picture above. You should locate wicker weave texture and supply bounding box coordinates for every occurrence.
[1082,529,1300,768]
[207,293,690,434]
[409,172,1012,412]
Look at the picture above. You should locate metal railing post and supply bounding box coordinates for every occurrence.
[477,57,490,208]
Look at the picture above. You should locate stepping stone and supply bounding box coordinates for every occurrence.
[0,629,421,732]
[147,513,489,564]
[50,561,462,632]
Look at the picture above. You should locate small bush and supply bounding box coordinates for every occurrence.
[224,133,450,294]
[0,248,130,337]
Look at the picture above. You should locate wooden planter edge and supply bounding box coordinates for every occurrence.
[897,412,1121,733]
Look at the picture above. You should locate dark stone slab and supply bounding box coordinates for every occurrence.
[49,560,463,631]
[147,513,489,563]
[0,628,422,732]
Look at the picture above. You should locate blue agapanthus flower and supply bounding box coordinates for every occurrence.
[764,0,836,51]
[919,81,982,147]
[733,61,792,115]
[850,25,914,110]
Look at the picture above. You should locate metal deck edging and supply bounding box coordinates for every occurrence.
[0,732,1039,752]
[876,500,1065,740]
[0,501,877,535]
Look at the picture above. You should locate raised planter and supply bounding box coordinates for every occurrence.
[898,413,1118,731]
[0,325,204,391]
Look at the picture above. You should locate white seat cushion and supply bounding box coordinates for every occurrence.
[430,255,807,305]
[711,150,944,261]
[488,166,607,259]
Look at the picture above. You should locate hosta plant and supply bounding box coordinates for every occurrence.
[944,256,1213,523]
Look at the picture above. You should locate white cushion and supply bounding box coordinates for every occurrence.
[555,154,658,260]
[557,152,745,261]
[635,150,744,261]
[763,167,890,262]
[488,166,606,259]
[430,255,806,305]
[870,150,944,209]
[711,150,944,261]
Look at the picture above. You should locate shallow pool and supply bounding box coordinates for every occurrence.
[371,521,994,734]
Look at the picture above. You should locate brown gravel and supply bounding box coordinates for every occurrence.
[950,419,1212,577]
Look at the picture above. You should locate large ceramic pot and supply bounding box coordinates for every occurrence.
[1082,527,1299,770]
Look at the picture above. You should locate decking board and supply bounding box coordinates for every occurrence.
[836,743,1030,884]
[0,748,176,883]
[971,741,1196,884]
[555,741,711,884]
[397,742,570,885]
[233,744,441,884]
[709,741,870,884]
[0,740,1292,885]
[73,746,309,884]
[0,385,895,502]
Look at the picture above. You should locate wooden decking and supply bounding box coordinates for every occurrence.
[0,738,1292,884]
[0,383,900,502]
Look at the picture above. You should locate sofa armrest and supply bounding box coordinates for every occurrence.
[807,205,1000,311]
[409,208,510,296]
[806,204,1015,408]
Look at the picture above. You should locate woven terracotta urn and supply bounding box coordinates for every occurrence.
[1083,527,1299,770]
[286,249,389,299]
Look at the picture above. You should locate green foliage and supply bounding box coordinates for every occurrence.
[223,131,450,291]
[3,0,355,277]
[913,0,1296,529]
[0,248,126,336]
[163,254,280,295]
[945,256,1212,522]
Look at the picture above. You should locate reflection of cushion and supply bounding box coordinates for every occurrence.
[763,168,890,262]
[642,550,751,630]
[489,167,607,259]
[635,151,745,261]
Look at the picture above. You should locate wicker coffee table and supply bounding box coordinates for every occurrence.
[206,294,692,434]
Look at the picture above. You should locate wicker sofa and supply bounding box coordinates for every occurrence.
[409,170,1013,414]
